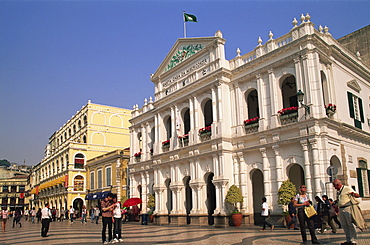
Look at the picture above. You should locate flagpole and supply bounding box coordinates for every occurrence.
[183,11,186,38]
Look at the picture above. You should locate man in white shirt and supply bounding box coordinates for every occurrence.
[69,206,75,223]
[41,203,52,237]
[261,197,274,231]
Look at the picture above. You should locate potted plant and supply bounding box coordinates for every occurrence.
[225,184,244,227]
[278,106,298,118]
[277,179,297,227]
[134,151,142,161]
[324,103,336,117]
[147,193,155,222]
[162,140,170,150]
[198,126,212,140]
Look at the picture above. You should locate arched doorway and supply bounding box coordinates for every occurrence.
[73,198,84,218]
[183,176,192,224]
[205,172,216,226]
[288,164,305,193]
[251,169,264,225]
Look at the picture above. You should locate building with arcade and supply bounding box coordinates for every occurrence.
[128,14,370,226]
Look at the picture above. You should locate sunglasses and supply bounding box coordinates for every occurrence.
[300,186,307,188]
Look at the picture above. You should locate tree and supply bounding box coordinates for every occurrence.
[147,193,155,209]
[225,185,243,213]
[0,159,11,167]
[277,179,297,212]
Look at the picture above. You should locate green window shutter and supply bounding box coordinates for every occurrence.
[358,98,364,123]
[357,168,364,197]
[347,92,354,118]
[354,119,362,129]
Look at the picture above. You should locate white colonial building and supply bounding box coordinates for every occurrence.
[129,14,370,226]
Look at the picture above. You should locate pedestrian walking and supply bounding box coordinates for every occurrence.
[320,195,336,234]
[41,203,52,237]
[36,208,42,223]
[101,192,115,244]
[51,207,56,221]
[81,205,87,224]
[294,185,320,244]
[90,206,95,223]
[112,194,123,243]
[286,197,299,230]
[12,208,22,228]
[94,206,100,224]
[60,207,65,221]
[30,207,36,223]
[69,206,75,223]
[24,209,29,221]
[333,179,361,245]
[260,197,274,231]
[314,196,323,230]
[1,207,9,232]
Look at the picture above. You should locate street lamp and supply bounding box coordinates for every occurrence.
[297,90,310,115]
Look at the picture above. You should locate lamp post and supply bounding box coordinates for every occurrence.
[297,90,310,115]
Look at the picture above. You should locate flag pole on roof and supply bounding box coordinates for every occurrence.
[183,11,197,38]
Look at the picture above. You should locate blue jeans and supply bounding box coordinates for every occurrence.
[81,214,86,223]
[70,214,74,222]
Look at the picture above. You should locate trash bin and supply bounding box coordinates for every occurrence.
[141,214,148,225]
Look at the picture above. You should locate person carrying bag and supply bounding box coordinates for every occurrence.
[294,185,320,244]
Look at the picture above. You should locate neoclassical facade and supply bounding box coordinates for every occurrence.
[31,101,131,214]
[129,14,370,226]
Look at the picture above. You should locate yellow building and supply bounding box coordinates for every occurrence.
[85,149,130,209]
[0,174,28,211]
[31,101,131,214]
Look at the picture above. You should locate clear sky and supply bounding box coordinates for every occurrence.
[0,0,369,166]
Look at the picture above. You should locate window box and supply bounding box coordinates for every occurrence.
[199,126,212,141]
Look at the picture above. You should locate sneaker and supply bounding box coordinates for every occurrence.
[113,238,119,243]
[119,239,124,242]
[103,241,109,244]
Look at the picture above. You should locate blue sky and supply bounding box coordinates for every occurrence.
[0,0,369,166]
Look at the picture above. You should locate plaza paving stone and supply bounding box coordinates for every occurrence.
[0,216,369,245]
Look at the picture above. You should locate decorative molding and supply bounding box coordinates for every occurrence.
[347,79,361,93]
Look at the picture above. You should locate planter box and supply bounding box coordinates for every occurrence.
[199,131,211,141]
[244,122,259,134]
[280,112,298,125]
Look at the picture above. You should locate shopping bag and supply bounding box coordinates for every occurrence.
[304,205,317,218]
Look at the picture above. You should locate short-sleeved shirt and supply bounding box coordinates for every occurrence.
[261,202,269,216]
[1,210,8,219]
[295,193,310,209]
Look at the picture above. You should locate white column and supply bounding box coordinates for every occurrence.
[273,145,283,188]
[260,148,272,202]
[309,138,322,197]
[301,140,312,197]
[141,124,147,160]
[238,152,248,213]
[233,154,239,185]
[193,96,200,144]
[211,86,218,136]
[212,154,219,177]
[268,69,279,128]
[256,74,267,130]
[189,97,195,144]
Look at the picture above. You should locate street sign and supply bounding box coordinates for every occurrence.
[326,166,338,176]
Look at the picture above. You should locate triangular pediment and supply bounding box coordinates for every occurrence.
[153,36,220,78]
[347,79,361,93]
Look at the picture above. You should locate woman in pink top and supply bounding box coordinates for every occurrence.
[1,207,9,232]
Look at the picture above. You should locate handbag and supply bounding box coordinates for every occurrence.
[304,205,317,218]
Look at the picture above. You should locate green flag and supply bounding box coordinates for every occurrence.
[184,13,197,22]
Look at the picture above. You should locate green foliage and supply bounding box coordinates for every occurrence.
[0,159,11,167]
[225,185,243,205]
[147,193,155,209]
[277,179,297,206]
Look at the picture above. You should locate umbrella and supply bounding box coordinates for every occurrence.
[123,197,142,207]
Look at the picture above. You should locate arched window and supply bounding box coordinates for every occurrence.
[165,116,172,140]
[74,153,85,169]
[78,120,81,130]
[73,175,84,191]
[246,89,259,119]
[137,132,142,151]
[183,108,190,134]
[83,115,87,126]
[83,135,87,143]
[203,99,213,127]
[281,75,298,108]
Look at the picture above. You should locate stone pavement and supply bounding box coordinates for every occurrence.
[0,216,369,245]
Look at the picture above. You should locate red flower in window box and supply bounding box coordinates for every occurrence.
[134,152,142,157]
[162,140,170,146]
[198,126,212,135]
[278,106,298,116]
[243,117,259,125]
[324,103,336,112]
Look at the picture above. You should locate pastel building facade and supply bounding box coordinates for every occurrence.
[31,101,131,214]
[128,14,370,226]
